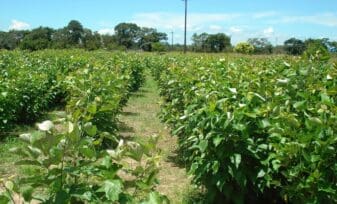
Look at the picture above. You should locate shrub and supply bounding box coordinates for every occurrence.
[303,41,331,62]
[234,42,254,54]
[151,42,167,52]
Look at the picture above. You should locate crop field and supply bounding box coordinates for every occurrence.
[0,50,337,203]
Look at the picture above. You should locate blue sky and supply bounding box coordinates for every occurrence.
[1,0,337,44]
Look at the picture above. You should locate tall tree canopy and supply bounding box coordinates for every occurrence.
[284,38,306,55]
[192,32,231,52]
[248,38,273,54]
[0,30,28,50]
[114,23,140,49]
[20,27,54,51]
[66,20,84,46]
[138,27,167,51]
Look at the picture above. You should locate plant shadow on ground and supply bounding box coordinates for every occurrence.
[131,93,145,98]
[120,111,140,117]
[117,121,135,139]
[165,148,208,204]
[166,148,187,168]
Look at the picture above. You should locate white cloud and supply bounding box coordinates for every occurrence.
[253,11,278,19]
[276,13,337,27]
[209,25,222,32]
[126,11,337,44]
[131,12,242,32]
[263,27,274,37]
[98,28,115,35]
[229,26,242,34]
[9,19,30,30]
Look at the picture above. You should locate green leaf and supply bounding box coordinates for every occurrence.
[0,195,10,204]
[213,136,223,147]
[212,161,220,174]
[1,92,8,97]
[231,154,241,169]
[98,180,122,202]
[79,146,96,159]
[87,102,97,114]
[257,169,265,178]
[55,190,69,204]
[234,123,246,131]
[258,144,268,150]
[293,101,306,110]
[244,112,257,118]
[260,119,271,129]
[144,192,168,204]
[69,123,80,143]
[198,140,208,153]
[73,191,93,201]
[83,122,97,136]
[286,115,300,128]
[126,145,144,162]
[21,186,34,202]
[271,160,281,171]
[172,126,184,135]
[4,181,14,191]
[308,117,323,126]
[321,93,331,105]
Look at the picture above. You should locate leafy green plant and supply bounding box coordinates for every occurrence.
[153,54,337,203]
[234,42,254,54]
[0,50,168,203]
[0,50,146,133]
[303,41,331,62]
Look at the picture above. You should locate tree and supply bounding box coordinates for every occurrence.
[138,27,167,51]
[248,38,273,54]
[51,28,69,49]
[83,29,101,51]
[192,33,231,52]
[151,42,167,52]
[101,34,119,50]
[114,23,140,49]
[20,27,54,51]
[328,41,337,52]
[304,38,329,50]
[234,42,254,54]
[0,30,28,50]
[284,38,306,55]
[66,20,84,46]
[192,33,209,52]
[206,33,231,52]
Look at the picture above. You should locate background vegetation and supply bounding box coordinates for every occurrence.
[1,19,337,55]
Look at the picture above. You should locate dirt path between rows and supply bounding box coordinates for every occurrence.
[118,75,192,203]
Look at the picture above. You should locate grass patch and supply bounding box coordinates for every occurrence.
[0,109,65,178]
[0,136,24,177]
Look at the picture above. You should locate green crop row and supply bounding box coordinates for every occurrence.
[0,50,145,132]
[153,54,337,203]
[0,50,167,203]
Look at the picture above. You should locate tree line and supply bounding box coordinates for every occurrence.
[0,20,168,51]
[0,19,336,55]
[191,32,337,55]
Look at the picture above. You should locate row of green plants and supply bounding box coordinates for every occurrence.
[0,50,145,132]
[152,54,337,203]
[0,50,167,203]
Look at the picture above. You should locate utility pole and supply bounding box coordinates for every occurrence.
[183,0,188,53]
[171,31,174,50]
